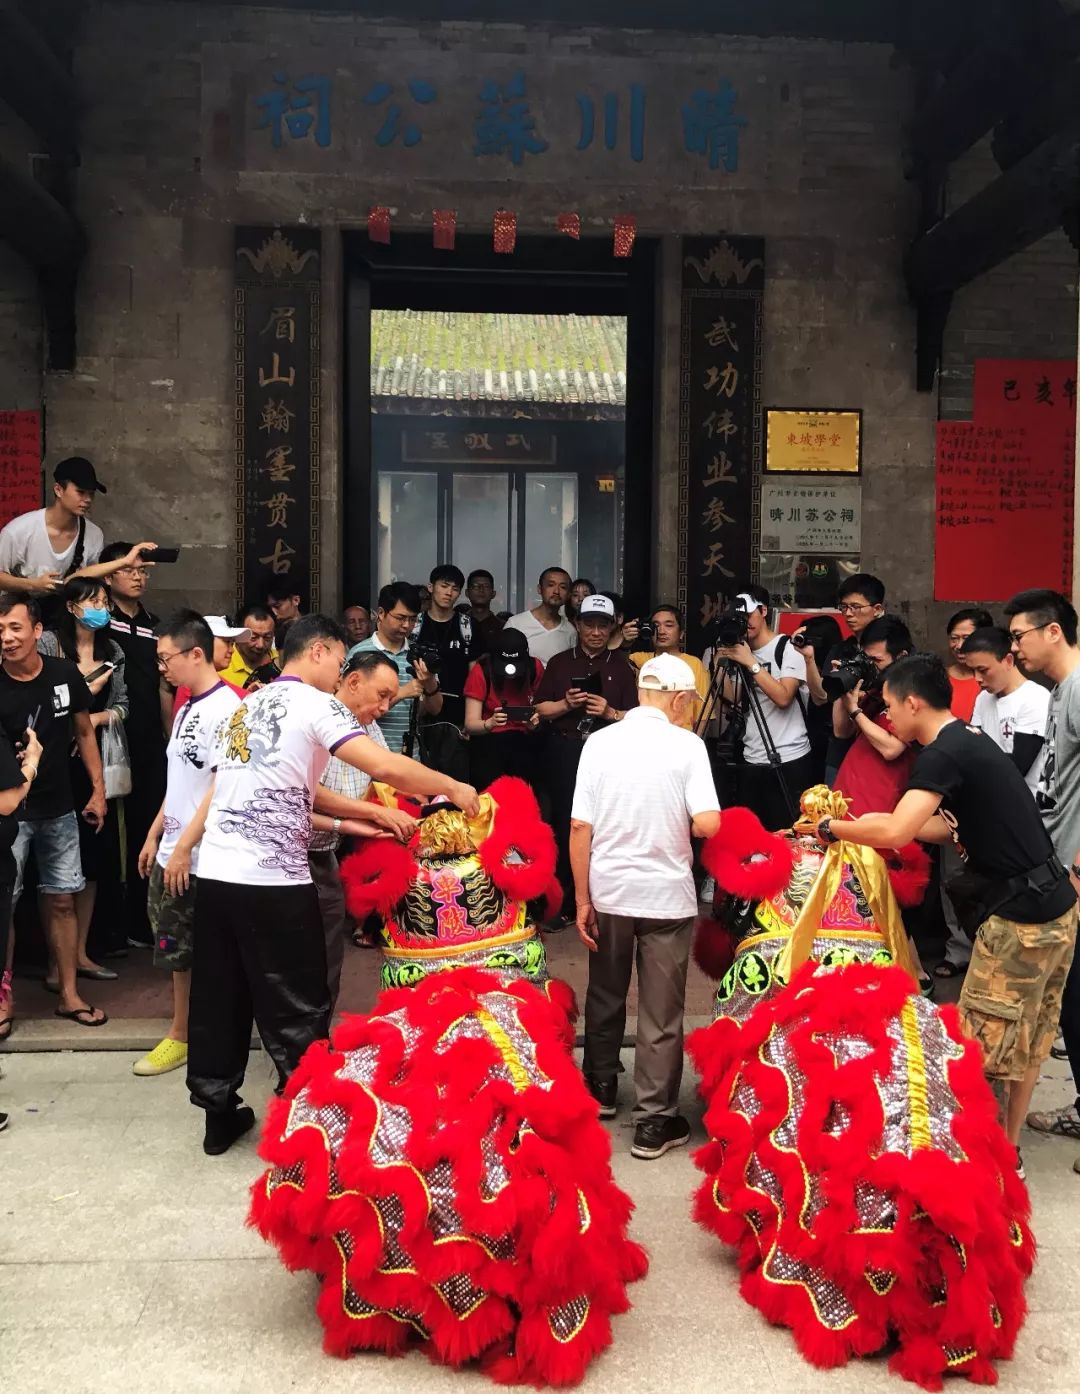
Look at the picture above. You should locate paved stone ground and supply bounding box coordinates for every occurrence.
[1,1040,1077,1394]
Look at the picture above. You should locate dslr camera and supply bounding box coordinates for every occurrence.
[710,602,751,650]
[821,650,878,702]
[407,640,442,677]
[634,618,656,650]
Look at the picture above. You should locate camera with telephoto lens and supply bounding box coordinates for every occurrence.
[821,650,878,702]
[711,604,751,650]
[792,631,809,649]
[407,641,442,677]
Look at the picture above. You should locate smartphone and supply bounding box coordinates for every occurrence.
[85,662,115,684]
[139,547,180,563]
[571,672,603,697]
[503,704,533,722]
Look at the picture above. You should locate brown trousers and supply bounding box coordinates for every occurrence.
[582,912,694,1121]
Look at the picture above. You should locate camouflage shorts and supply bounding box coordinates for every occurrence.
[958,904,1078,1080]
[148,861,196,972]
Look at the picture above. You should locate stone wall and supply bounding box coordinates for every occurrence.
[1,0,1072,639]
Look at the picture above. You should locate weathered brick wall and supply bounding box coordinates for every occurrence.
[1,0,1070,637]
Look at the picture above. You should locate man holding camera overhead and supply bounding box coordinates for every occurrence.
[346,582,442,755]
[712,584,814,831]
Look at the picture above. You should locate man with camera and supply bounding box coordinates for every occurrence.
[712,585,813,831]
[629,605,709,731]
[830,616,915,815]
[571,653,720,1159]
[813,652,1077,1174]
[411,564,482,780]
[535,594,638,922]
[811,572,887,781]
[347,582,442,756]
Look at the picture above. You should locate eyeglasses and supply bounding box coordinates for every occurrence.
[838,602,874,615]
[116,566,151,579]
[156,647,194,671]
[1008,623,1050,644]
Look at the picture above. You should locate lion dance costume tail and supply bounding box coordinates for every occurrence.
[688,792,1033,1390]
[248,777,647,1386]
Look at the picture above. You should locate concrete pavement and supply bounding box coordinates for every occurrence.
[1,1046,1077,1394]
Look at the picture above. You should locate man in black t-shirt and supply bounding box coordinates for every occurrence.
[0,593,108,1028]
[412,563,482,780]
[813,652,1076,1159]
[103,541,168,948]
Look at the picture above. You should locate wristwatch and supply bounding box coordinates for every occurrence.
[1071,862,1080,880]
[748,662,762,676]
[819,817,838,844]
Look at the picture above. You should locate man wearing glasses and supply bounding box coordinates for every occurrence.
[808,572,886,783]
[1004,589,1080,1164]
[101,541,170,950]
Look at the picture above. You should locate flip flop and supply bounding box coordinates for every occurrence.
[933,960,966,979]
[55,1006,109,1028]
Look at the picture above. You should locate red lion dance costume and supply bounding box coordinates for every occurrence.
[689,787,1033,1390]
[249,777,647,1385]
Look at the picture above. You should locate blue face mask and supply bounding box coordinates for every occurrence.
[77,607,111,631]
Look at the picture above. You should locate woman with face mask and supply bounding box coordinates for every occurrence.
[37,578,129,988]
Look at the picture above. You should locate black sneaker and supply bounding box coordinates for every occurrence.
[0,1111,8,1133]
[631,1114,691,1160]
[203,1105,256,1156]
[585,1074,617,1118]
[1015,1147,1026,1181]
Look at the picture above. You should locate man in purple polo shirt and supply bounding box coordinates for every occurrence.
[170,615,480,1155]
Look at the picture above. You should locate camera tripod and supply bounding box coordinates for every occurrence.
[695,654,798,823]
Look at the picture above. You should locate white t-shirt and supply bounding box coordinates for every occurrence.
[157,681,242,875]
[971,681,1050,795]
[198,676,366,887]
[504,609,576,664]
[740,634,811,766]
[571,706,720,918]
[0,508,103,579]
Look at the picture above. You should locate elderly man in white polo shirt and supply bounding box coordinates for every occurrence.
[570,653,721,1160]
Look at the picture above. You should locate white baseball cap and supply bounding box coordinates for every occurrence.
[204,614,251,641]
[578,594,616,620]
[638,653,698,692]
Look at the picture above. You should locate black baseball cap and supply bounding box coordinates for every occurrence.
[53,456,107,494]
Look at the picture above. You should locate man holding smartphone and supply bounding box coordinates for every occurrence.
[535,595,638,924]
[0,592,108,1030]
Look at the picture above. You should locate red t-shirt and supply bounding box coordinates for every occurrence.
[173,678,244,717]
[463,657,544,732]
[949,674,979,723]
[834,711,916,818]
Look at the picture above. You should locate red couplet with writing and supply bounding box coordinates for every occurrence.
[933,359,1076,601]
[0,410,42,530]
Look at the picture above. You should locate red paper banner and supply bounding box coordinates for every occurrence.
[368,206,391,244]
[433,209,456,251]
[934,419,1072,601]
[493,208,516,254]
[613,214,636,258]
[557,212,581,240]
[0,409,42,530]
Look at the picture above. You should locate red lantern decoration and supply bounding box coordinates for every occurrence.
[433,208,456,251]
[493,208,517,254]
[613,214,636,258]
[367,206,391,245]
[557,212,581,240]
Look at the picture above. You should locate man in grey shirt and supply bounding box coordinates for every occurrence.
[1004,589,1080,1158]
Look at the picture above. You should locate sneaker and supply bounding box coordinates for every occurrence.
[1026,1103,1080,1139]
[0,1112,8,1133]
[133,1038,188,1077]
[631,1114,691,1160]
[585,1074,617,1119]
[1015,1148,1026,1181]
[1051,1036,1069,1061]
[203,1105,256,1156]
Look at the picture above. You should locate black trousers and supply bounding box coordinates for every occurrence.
[187,877,330,1114]
[737,752,817,832]
[547,732,586,916]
